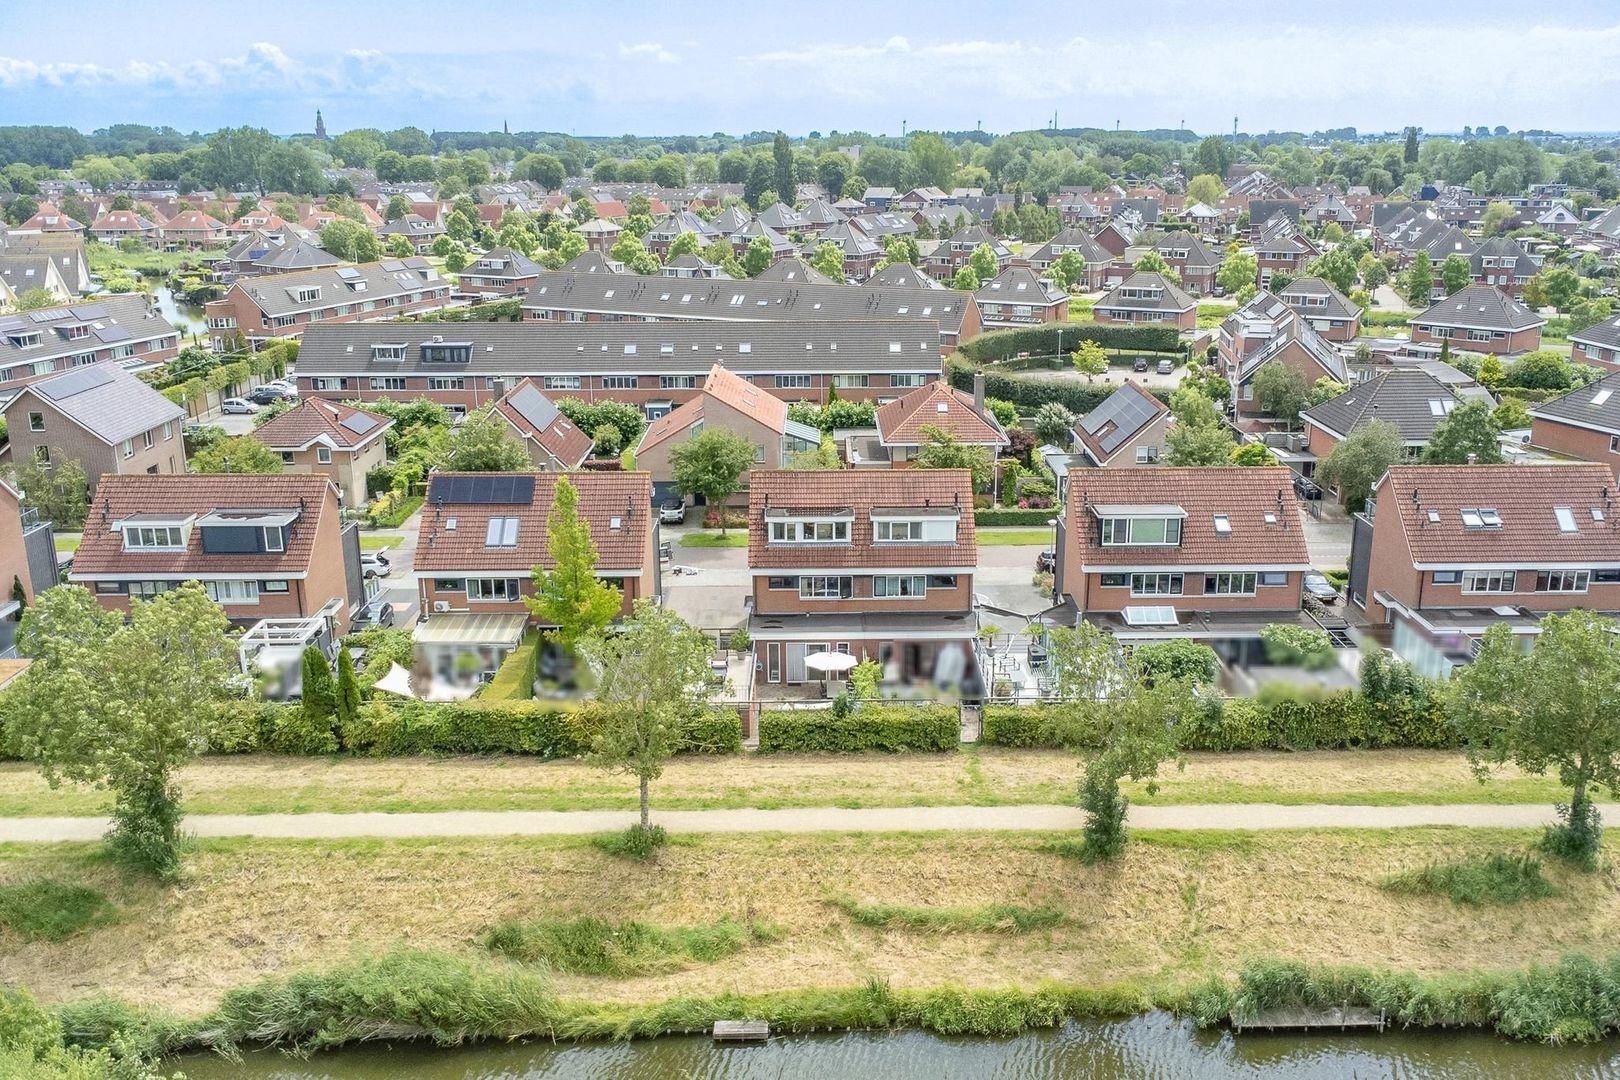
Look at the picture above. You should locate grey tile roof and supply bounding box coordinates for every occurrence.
[1414,285,1544,332]
[230,259,446,318]
[1571,312,1620,352]
[295,319,944,379]
[521,269,973,340]
[975,266,1065,305]
[1280,277,1362,321]
[754,257,836,285]
[0,296,176,378]
[1300,370,1459,444]
[9,361,183,445]
[1095,271,1195,314]
[1526,370,1620,435]
[1028,228,1111,266]
[864,262,943,290]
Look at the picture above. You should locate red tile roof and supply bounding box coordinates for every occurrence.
[1068,467,1310,568]
[490,380,594,468]
[1377,463,1620,566]
[71,475,338,577]
[875,380,1008,448]
[252,398,392,451]
[163,209,226,233]
[641,364,788,452]
[747,469,977,570]
[413,472,652,573]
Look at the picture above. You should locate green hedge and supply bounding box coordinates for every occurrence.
[975,509,1059,526]
[981,689,1452,752]
[212,698,741,758]
[958,323,1182,362]
[757,704,959,753]
[480,633,539,701]
[945,360,1171,415]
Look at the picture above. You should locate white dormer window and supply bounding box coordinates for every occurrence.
[769,518,850,543]
[123,525,185,550]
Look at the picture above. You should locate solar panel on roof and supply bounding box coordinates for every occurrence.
[340,413,378,436]
[379,260,404,272]
[427,473,535,505]
[69,304,107,321]
[92,324,131,344]
[34,364,114,401]
[1080,387,1159,453]
[336,267,361,279]
[508,384,560,432]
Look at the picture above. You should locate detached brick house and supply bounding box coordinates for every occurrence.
[1093,271,1196,329]
[1569,313,1620,373]
[1071,381,1171,467]
[1279,277,1362,342]
[490,379,595,471]
[3,364,186,488]
[1349,463,1620,677]
[635,364,821,503]
[69,474,362,629]
[923,225,1012,282]
[973,267,1068,327]
[746,469,980,690]
[410,471,658,695]
[455,247,543,297]
[1057,467,1312,649]
[159,209,228,250]
[1410,285,1544,356]
[251,398,392,508]
[1216,293,1349,419]
[1023,229,1112,290]
[1300,371,1463,482]
[1528,374,1620,481]
[861,376,1009,467]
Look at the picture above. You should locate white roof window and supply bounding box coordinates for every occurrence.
[1555,506,1578,533]
[1212,514,1231,535]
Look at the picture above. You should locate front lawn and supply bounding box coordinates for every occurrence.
[679,532,748,548]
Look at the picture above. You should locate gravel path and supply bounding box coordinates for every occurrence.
[0,802,1603,842]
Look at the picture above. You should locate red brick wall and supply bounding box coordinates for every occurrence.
[751,573,973,615]
[1410,324,1541,355]
[1529,418,1620,481]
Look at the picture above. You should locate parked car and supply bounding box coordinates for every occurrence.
[1292,474,1322,501]
[247,387,290,406]
[221,397,259,414]
[1303,573,1339,601]
[360,551,391,579]
[659,498,687,524]
[1035,549,1056,572]
[353,599,396,629]
[1156,358,1174,375]
[1132,357,1149,372]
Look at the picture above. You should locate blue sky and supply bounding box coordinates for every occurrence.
[2,1,1619,137]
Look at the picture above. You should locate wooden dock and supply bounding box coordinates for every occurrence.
[712,1020,770,1043]
[1234,1007,1386,1033]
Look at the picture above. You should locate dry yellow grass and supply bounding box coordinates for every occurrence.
[1,828,1613,1018]
[0,749,1577,817]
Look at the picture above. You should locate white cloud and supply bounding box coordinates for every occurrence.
[617,42,678,64]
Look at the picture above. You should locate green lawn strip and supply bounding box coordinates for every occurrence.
[53,536,81,553]
[978,529,1051,546]
[1380,852,1559,906]
[358,533,405,552]
[0,878,117,941]
[830,895,1067,933]
[678,532,748,548]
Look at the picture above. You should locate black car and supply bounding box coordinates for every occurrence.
[353,599,395,629]
[248,386,291,406]
[1293,474,1322,501]
[1035,549,1056,572]
[1132,357,1149,372]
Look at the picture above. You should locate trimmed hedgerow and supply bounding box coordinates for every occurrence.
[757,704,959,753]
[956,323,1183,362]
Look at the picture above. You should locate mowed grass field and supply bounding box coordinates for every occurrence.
[0,828,1611,1017]
[0,749,1586,817]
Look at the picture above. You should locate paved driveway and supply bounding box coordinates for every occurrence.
[661,526,751,631]
[1300,508,1352,570]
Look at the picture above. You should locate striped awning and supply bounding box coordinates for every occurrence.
[411,613,527,646]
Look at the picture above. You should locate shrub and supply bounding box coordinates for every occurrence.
[956,323,1182,362]
[0,880,116,942]
[980,705,1066,749]
[366,493,425,528]
[757,704,959,752]
[975,508,1060,526]
[591,823,667,861]
[1259,624,1338,670]
[1131,641,1218,686]
[480,633,539,701]
[480,916,771,975]
[1381,853,1558,906]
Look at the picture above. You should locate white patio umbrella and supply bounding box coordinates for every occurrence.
[372,662,418,699]
[803,650,859,674]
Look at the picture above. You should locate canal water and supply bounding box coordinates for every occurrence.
[150,285,209,343]
[174,1013,1620,1078]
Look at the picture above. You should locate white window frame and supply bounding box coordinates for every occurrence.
[1461,570,1516,594]
[1130,573,1184,597]
[872,574,927,598]
[798,576,853,600]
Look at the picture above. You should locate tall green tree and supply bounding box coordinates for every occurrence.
[1404,250,1434,307]
[1252,362,1309,426]
[335,646,362,731]
[969,243,999,282]
[772,132,795,209]
[525,476,624,651]
[810,240,845,281]
[300,645,336,733]
[440,412,530,471]
[577,599,716,837]
[906,132,957,190]
[742,235,774,277]
[1071,340,1108,382]
[1440,254,1472,295]
[1448,613,1620,868]
[0,583,232,877]
[1403,126,1420,164]
[671,427,757,531]
[188,435,285,475]
[1317,419,1402,511]
[1421,399,1503,464]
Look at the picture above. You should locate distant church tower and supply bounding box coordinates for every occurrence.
[314,110,329,141]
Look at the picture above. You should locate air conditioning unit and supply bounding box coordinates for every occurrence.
[432,600,451,613]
